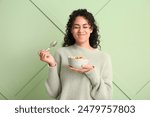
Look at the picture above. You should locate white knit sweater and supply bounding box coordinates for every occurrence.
[45,44,112,100]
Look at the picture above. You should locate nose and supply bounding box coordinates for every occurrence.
[78,27,83,33]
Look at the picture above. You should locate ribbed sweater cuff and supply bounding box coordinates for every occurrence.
[84,69,98,86]
[47,64,57,69]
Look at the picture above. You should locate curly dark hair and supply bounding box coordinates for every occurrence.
[63,9,101,49]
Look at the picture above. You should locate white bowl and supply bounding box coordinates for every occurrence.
[68,56,88,69]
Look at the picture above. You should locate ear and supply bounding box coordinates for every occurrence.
[90,30,93,33]
[90,28,93,33]
[90,26,93,33]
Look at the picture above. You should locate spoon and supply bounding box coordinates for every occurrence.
[46,41,57,51]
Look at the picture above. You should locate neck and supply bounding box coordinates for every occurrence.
[75,43,93,50]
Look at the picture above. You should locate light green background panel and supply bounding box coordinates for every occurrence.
[0,0,63,99]
[112,84,129,100]
[31,0,110,31]
[133,83,150,100]
[18,67,51,100]
[0,89,7,100]
[1,0,150,100]
[95,0,150,99]
[0,95,5,100]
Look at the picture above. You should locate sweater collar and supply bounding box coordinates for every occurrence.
[73,44,99,52]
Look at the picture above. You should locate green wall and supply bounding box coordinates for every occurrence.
[0,0,150,100]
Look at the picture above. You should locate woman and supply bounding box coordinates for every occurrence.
[39,9,112,100]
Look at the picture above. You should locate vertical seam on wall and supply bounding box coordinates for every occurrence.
[29,0,65,35]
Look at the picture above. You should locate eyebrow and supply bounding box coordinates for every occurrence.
[73,24,89,26]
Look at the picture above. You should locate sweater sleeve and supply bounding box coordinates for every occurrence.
[84,55,113,100]
[45,50,61,99]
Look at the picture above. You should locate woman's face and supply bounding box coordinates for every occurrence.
[71,16,93,45]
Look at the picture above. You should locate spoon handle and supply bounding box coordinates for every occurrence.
[46,47,50,51]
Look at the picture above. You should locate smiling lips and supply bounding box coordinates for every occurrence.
[78,33,86,36]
